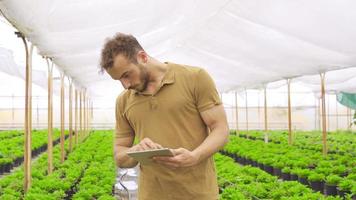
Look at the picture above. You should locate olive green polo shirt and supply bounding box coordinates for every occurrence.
[115,62,221,200]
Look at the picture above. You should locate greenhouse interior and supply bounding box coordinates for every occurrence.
[0,1,355,200]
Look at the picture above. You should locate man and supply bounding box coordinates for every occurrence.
[100,33,229,200]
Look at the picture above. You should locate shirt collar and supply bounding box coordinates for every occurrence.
[132,62,175,95]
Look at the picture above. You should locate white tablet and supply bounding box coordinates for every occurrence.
[127,148,174,164]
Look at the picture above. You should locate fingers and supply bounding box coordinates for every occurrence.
[130,138,163,152]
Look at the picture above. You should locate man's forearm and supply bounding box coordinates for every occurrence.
[192,125,229,163]
[115,146,139,168]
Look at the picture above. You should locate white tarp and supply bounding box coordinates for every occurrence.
[0,0,356,96]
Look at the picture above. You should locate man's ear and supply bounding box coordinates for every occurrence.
[137,50,148,63]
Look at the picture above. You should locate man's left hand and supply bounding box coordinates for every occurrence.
[153,148,201,168]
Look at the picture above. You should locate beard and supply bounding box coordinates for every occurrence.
[131,63,149,92]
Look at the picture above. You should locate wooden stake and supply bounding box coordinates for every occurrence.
[46,58,53,174]
[75,89,78,145]
[234,91,239,136]
[335,94,338,130]
[60,73,65,163]
[80,90,83,142]
[287,79,292,145]
[245,89,249,137]
[264,87,268,143]
[18,34,33,192]
[320,73,327,156]
[68,79,73,152]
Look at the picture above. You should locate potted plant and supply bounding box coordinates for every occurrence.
[308,172,325,193]
[290,168,301,181]
[281,167,291,181]
[295,168,311,186]
[337,179,353,197]
[272,161,284,178]
[325,174,342,196]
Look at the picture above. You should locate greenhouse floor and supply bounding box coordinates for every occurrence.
[115,166,139,200]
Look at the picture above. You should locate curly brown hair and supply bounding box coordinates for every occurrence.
[100,33,144,73]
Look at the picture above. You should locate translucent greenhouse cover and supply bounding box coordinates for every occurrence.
[0,0,356,97]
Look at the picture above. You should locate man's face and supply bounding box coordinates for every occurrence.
[107,54,149,92]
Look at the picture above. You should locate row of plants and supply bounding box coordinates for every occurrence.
[223,136,356,198]
[215,154,342,200]
[72,131,116,200]
[231,130,356,156]
[0,134,69,199]
[0,129,68,175]
[0,130,24,140]
[23,131,116,200]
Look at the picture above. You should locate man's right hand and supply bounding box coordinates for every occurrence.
[128,138,163,152]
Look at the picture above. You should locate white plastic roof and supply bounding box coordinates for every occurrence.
[0,0,356,96]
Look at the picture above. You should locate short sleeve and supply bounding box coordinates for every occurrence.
[115,95,134,138]
[194,69,222,113]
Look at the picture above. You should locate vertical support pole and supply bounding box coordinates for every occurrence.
[264,87,268,143]
[46,58,53,174]
[318,98,321,131]
[320,73,327,156]
[257,91,261,130]
[75,89,78,145]
[245,89,249,137]
[346,107,351,131]
[12,94,14,128]
[91,100,93,132]
[315,98,318,130]
[84,91,87,139]
[327,94,330,132]
[60,73,65,163]
[36,96,39,129]
[234,91,239,136]
[68,79,73,152]
[287,79,292,145]
[17,32,33,192]
[80,90,83,142]
[335,94,338,130]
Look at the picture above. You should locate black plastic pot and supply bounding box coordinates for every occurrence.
[246,159,252,165]
[258,163,264,170]
[4,163,11,173]
[264,165,274,175]
[309,180,324,193]
[336,187,349,198]
[290,174,298,181]
[325,184,337,196]
[297,176,308,185]
[281,172,291,181]
[233,154,238,162]
[252,161,258,167]
[241,157,246,165]
[273,168,282,178]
